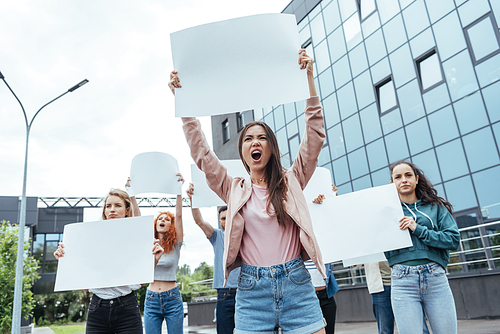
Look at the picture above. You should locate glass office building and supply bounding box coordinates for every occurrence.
[250,0,500,273]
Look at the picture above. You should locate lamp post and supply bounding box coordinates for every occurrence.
[0,71,88,334]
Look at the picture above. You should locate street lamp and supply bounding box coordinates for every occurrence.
[0,70,88,334]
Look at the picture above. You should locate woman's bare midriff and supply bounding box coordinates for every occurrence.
[148,280,177,292]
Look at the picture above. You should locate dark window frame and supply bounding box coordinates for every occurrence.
[463,12,500,65]
[222,119,230,143]
[301,37,312,49]
[374,75,399,116]
[237,110,254,132]
[414,47,446,94]
[356,0,377,23]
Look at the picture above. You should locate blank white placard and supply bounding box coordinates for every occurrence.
[308,184,412,263]
[54,216,155,291]
[342,252,387,267]
[190,160,249,208]
[129,152,182,195]
[303,167,336,202]
[170,13,308,117]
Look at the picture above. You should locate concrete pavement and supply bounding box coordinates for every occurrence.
[32,318,500,333]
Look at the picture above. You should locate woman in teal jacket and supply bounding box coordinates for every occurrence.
[385,160,460,334]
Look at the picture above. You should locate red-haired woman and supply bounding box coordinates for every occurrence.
[144,173,185,334]
[169,50,327,334]
[386,161,460,334]
[54,187,163,334]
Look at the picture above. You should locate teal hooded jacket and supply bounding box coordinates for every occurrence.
[384,200,460,269]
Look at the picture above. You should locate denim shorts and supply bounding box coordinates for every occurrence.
[235,256,325,334]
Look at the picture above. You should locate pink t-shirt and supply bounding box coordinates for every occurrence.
[240,183,301,267]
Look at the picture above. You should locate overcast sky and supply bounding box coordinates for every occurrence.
[0,0,291,271]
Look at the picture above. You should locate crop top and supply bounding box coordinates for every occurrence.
[154,241,182,281]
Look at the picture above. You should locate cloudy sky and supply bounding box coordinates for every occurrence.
[0,0,291,271]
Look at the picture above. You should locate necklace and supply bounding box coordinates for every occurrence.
[251,175,263,183]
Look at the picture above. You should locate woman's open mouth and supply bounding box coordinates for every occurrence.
[159,223,166,228]
[251,149,262,162]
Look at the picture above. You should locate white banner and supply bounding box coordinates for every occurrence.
[309,184,412,263]
[54,216,155,291]
[129,152,182,195]
[190,160,249,208]
[170,13,308,117]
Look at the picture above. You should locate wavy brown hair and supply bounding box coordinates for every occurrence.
[390,160,453,214]
[238,121,289,228]
[155,211,178,254]
[101,189,133,220]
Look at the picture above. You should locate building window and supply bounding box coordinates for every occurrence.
[301,37,312,49]
[222,119,230,143]
[237,110,254,132]
[415,48,445,93]
[33,233,62,273]
[464,12,500,65]
[356,0,377,22]
[375,76,398,115]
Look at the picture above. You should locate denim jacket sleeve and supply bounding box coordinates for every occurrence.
[413,206,460,251]
[290,96,325,190]
[182,117,233,203]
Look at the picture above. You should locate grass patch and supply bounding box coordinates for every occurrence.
[50,325,86,334]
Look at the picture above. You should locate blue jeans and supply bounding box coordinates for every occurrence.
[216,288,237,334]
[144,286,184,334]
[391,263,457,334]
[371,286,394,334]
[235,256,325,334]
[86,292,143,334]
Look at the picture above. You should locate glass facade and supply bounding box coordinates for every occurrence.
[33,233,63,274]
[253,0,500,226]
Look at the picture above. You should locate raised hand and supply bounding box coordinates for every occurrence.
[54,242,65,260]
[312,194,325,204]
[187,183,194,202]
[168,70,181,95]
[298,49,314,77]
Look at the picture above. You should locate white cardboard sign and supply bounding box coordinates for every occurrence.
[129,152,182,195]
[170,13,309,117]
[190,160,249,208]
[342,252,388,267]
[308,184,412,263]
[54,216,155,291]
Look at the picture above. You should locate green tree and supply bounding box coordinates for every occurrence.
[0,220,40,333]
[178,264,191,277]
[34,290,90,324]
[193,262,213,281]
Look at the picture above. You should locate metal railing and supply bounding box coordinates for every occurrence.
[331,220,500,287]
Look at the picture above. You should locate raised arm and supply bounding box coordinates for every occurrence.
[175,173,184,242]
[299,49,317,98]
[187,183,214,239]
[169,70,233,203]
[291,50,326,189]
[126,177,141,217]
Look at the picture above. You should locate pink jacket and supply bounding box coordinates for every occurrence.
[182,96,327,284]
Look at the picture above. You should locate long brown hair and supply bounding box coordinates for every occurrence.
[101,189,133,220]
[390,160,453,214]
[238,121,289,228]
[155,211,177,253]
